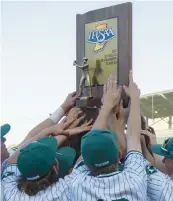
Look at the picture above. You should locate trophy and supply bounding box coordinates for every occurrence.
[75,2,132,113]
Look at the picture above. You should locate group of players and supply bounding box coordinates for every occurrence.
[1,71,173,201]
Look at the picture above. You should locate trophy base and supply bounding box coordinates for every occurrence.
[76,96,101,108]
[77,96,94,101]
[75,97,101,123]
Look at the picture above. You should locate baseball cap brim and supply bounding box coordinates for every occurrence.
[151,144,172,158]
[56,147,76,178]
[1,124,11,138]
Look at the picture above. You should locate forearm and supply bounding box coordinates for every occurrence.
[141,141,155,166]
[112,119,126,157]
[54,135,68,147]
[22,107,64,143]
[92,106,111,129]
[126,98,141,151]
[7,128,52,164]
[7,126,65,164]
[17,126,55,150]
[22,119,55,143]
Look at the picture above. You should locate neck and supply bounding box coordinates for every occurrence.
[1,156,7,164]
[169,170,173,178]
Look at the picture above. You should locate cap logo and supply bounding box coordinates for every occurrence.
[170,151,173,155]
[57,153,63,156]
[27,175,40,181]
[95,161,109,167]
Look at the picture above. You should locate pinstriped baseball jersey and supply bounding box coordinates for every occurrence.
[1,147,18,178]
[1,164,74,201]
[147,169,173,201]
[68,151,147,201]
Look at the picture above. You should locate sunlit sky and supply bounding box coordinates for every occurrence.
[1,0,173,145]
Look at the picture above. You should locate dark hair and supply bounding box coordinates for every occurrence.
[62,109,92,163]
[62,132,87,163]
[140,115,150,148]
[90,163,118,176]
[17,166,58,196]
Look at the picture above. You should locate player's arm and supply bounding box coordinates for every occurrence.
[123,71,147,186]
[141,135,155,165]
[73,75,121,164]
[5,119,73,164]
[103,75,126,157]
[18,92,77,146]
[141,130,168,174]
[5,117,92,165]
[123,71,141,152]
[111,100,127,158]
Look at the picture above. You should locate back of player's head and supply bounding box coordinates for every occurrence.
[81,129,120,175]
[17,136,76,195]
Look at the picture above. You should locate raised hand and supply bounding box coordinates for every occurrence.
[61,92,77,114]
[66,107,83,120]
[66,119,93,136]
[141,130,157,145]
[68,114,87,129]
[102,74,122,110]
[123,71,140,99]
[66,107,87,128]
[116,100,126,122]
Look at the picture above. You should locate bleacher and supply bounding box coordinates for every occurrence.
[140,90,173,143]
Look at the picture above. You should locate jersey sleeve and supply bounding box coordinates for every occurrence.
[1,164,20,201]
[64,160,89,183]
[1,163,20,179]
[123,151,147,180]
[147,170,173,201]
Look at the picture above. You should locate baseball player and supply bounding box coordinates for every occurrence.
[1,91,77,167]
[144,136,173,201]
[1,117,92,201]
[1,124,11,165]
[67,72,148,201]
[1,124,18,168]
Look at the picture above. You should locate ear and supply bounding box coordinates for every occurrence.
[118,152,123,161]
[53,161,59,175]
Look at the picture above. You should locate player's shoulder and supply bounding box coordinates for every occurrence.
[1,163,20,181]
[125,150,144,161]
[147,170,173,201]
[68,160,89,175]
[123,150,145,167]
[148,167,172,182]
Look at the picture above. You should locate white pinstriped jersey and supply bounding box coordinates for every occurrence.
[1,164,74,201]
[147,169,173,201]
[68,151,147,201]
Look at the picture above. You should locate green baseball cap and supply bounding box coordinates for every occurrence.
[17,136,76,180]
[152,137,173,158]
[1,124,11,138]
[81,129,119,168]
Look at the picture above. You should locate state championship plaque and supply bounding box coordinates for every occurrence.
[75,2,132,110]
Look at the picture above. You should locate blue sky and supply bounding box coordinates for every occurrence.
[1,1,173,145]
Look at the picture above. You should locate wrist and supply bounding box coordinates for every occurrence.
[101,104,113,114]
[55,135,68,146]
[61,104,70,114]
[50,107,64,123]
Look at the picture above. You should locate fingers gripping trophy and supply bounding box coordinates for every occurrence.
[73,57,92,100]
